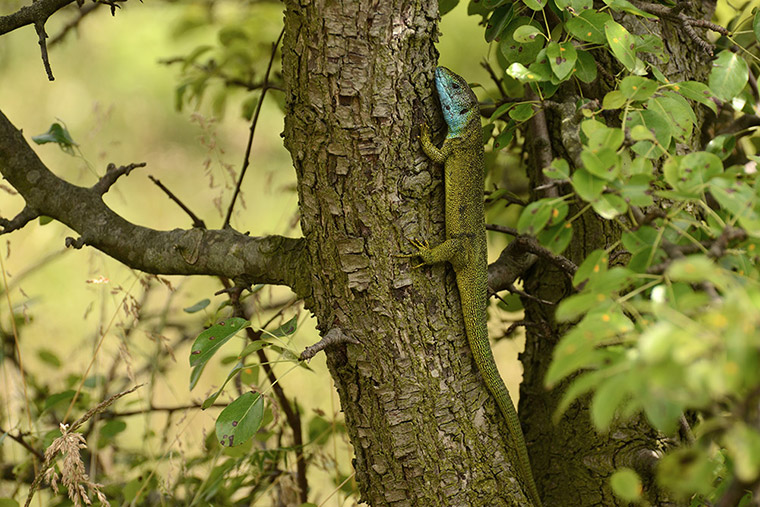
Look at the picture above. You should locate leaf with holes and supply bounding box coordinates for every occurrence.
[216,392,264,447]
[189,317,250,367]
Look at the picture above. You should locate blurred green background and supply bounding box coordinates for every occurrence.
[0,1,524,504]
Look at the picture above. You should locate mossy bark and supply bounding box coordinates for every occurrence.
[282,0,532,504]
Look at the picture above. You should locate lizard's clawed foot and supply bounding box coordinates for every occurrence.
[395,239,431,269]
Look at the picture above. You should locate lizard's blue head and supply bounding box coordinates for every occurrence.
[434,66,478,138]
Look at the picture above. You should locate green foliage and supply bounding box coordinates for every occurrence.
[473,0,759,503]
[31,122,78,155]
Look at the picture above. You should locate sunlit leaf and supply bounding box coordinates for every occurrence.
[610,468,643,501]
[709,50,749,102]
[216,391,264,447]
[189,317,250,367]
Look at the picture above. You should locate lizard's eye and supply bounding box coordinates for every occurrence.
[452,83,460,90]
[459,108,468,115]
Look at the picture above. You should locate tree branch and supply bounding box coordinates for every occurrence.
[0,109,311,296]
[0,0,75,36]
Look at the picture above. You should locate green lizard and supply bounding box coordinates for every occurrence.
[405,66,542,506]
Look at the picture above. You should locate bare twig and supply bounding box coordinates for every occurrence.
[0,426,44,460]
[0,205,39,234]
[34,21,55,80]
[223,27,285,228]
[148,175,206,228]
[91,162,145,195]
[300,327,360,361]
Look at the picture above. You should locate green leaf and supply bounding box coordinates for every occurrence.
[518,199,557,235]
[267,315,298,338]
[635,34,666,61]
[485,5,514,42]
[706,134,736,161]
[572,168,605,201]
[31,123,78,154]
[663,151,722,194]
[183,298,210,313]
[610,468,643,502]
[44,390,77,411]
[620,174,654,206]
[592,194,628,219]
[587,126,624,151]
[439,0,460,15]
[39,216,53,225]
[37,348,62,368]
[573,249,608,287]
[620,76,657,101]
[513,25,542,43]
[581,147,620,181]
[544,158,570,179]
[555,0,592,11]
[483,0,511,7]
[754,9,760,44]
[626,109,671,159]
[649,92,695,143]
[189,317,250,367]
[603,0,656,18]
[643,397,681,434]
[0,499,20,507]
[630,124,654,141]
[494,127,515,150]
[554,371,603,421]
[566,10,611,44]
[546,41,577,80]
[674,81,717,114]
[499,17,545,65]
[100,419,127,438]
[522,0,548,10]
[592,375,629,430]
[189,362,206,390]
[216,391,264,447]
[573,50,597,83]
[709,50,749,102]
[509,103,536,122]
[602,90,626,110]
[605,21,640,72]
[724,423,760,482]
[506,62,547,83]
[537,222,573,254]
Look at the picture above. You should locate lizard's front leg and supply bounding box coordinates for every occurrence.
[419,123,451,165]
[400,237,466,268]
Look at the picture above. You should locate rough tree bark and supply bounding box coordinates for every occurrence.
[282,0,535,504]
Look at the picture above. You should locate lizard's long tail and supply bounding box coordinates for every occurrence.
[458,271,543,507]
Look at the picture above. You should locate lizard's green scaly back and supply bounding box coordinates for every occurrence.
[413,66,542,506]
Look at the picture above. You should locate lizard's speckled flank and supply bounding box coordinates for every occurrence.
[412,66,542,507]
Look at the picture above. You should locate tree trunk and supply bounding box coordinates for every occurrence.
[282,0,533,504]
